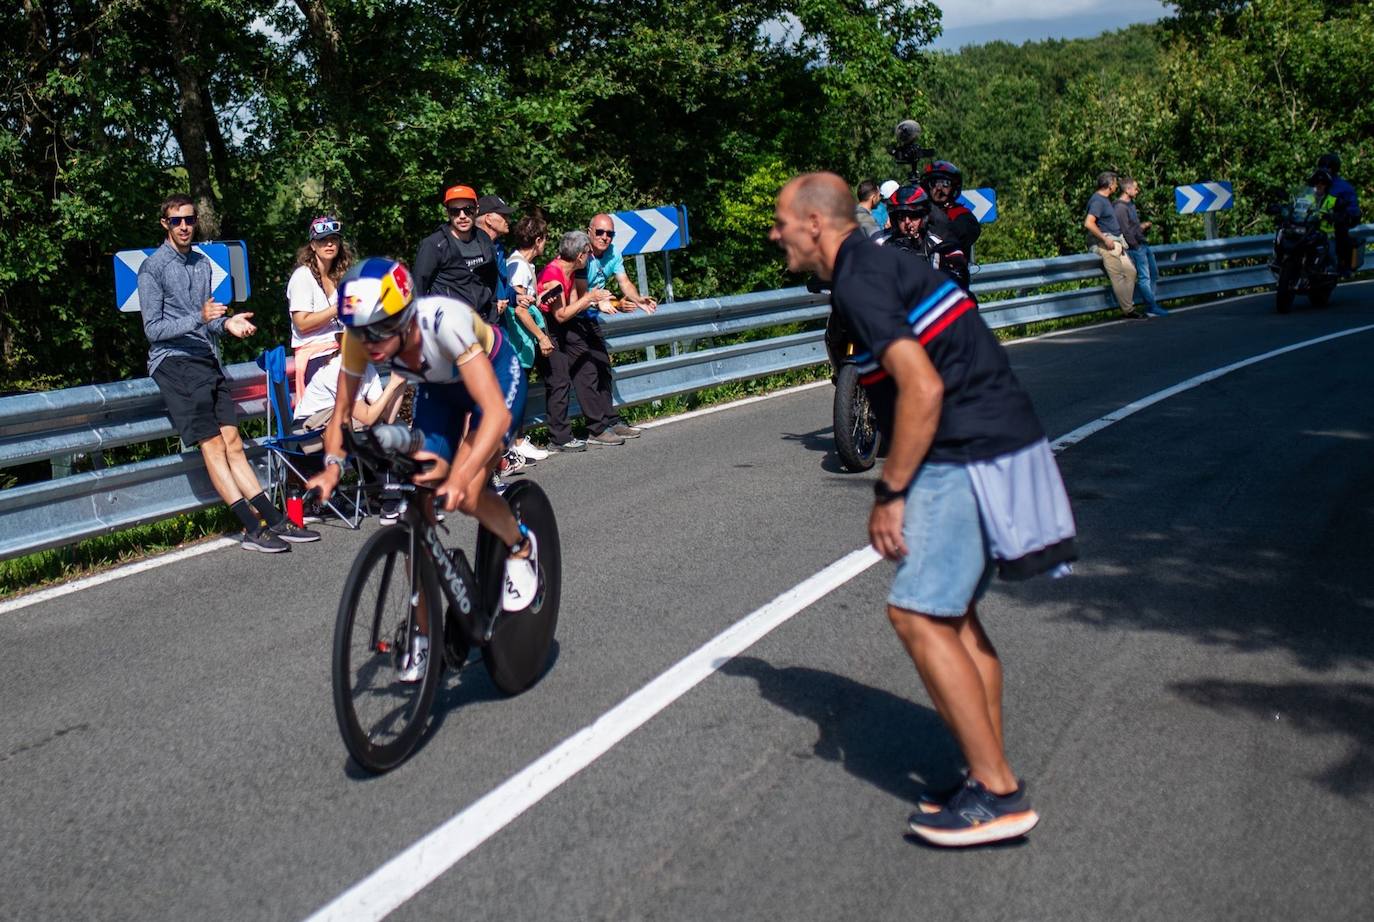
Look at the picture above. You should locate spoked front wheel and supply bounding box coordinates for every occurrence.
[476,480,562,695]
[833,363,881,472]
[332,525,445,773]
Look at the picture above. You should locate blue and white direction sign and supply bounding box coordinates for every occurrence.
[113,242,246,312]
[1174,181,1234,214]
[610,205,690,256]
[957,187,998,224]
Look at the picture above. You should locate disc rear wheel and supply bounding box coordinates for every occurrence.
[477,480,562,695]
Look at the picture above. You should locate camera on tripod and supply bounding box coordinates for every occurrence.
[889,119,935,179]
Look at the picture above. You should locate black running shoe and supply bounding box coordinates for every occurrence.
[270,520,321,543]
[241,528,290,553]
[907,778,1038,847]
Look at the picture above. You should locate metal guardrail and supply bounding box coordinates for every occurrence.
[2,227,1370,561]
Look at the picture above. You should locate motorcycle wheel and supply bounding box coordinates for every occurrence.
[833,363,881,472]
[1309,285,1333,308]
[1275,272,1295,314]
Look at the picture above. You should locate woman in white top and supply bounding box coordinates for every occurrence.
[287,215,354,397]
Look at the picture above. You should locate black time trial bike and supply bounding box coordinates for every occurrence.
[328,424,561,774]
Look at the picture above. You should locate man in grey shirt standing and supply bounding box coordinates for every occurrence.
[139,193,318,552]
[1082,172,1144,320]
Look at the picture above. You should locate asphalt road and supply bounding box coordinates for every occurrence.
[3,282,1373,921]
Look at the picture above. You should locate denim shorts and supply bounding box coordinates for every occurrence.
[888,462,995,617]
[413,334,527,460]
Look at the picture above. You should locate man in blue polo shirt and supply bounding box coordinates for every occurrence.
[771,172,1076,847]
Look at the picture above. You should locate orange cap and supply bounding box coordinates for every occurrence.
[443,184,478,204]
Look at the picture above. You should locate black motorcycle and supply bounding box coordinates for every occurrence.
[1268,189,1339,313]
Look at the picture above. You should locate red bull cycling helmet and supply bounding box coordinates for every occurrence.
[337,257,415,342]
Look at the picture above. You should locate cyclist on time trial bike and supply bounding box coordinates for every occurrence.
[306,257,539,615]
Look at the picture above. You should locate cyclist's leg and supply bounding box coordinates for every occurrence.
[446,337,531,552]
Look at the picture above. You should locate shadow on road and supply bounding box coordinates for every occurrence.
[1172,678,1374,798]
[720,656,963,804]
[781,425,852,474]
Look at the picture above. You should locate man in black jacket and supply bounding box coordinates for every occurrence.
[412,184,500,322]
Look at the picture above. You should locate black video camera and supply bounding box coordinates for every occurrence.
[890,119,935,180]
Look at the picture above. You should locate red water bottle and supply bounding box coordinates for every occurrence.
[286,488,304,527]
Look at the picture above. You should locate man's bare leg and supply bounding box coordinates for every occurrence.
[957,604,1004,751]
[887,605,1017,794]
[199,434,246,505]
[219,425,267,499]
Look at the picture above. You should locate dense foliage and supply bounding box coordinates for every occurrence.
[3,0,1370,394]
[1,0,936,392]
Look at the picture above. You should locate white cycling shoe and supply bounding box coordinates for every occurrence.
[397,634,429,684]
[502,531,539,612]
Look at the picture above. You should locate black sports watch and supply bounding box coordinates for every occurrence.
[873,478,908,505]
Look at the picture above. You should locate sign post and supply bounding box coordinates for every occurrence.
[612,205,690,359]
[1174,181,1234,273]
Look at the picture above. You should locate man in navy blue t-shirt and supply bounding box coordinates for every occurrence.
[771,173,1076,847]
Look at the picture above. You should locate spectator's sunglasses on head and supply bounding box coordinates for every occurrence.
[311,219,341,238]
[448,204,476,216]
[166,214,197,227]
[356,312,411,343]
[592,228,615,239]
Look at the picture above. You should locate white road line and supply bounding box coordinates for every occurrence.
[0,537,237,616]
[303,321,1374,920]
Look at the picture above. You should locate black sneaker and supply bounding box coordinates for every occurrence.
[241,528,290,553]
[907,778,1038,847]
[611,423,642,439]
[270,520,321,543]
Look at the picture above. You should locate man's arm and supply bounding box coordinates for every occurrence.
[412,236,439,297]
[1083,212,1117,251]
[352,374,407,428]
[868,338,944,561]
[614,270,657,312]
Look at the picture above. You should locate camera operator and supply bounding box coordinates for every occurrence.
[921,161,982,259]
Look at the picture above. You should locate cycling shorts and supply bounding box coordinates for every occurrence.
[412,330,527,461]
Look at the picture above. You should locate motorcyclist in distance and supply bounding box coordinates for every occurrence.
[1305,168,1341,273]
[1317,153,1361,276]
[922,160,982,260]
[880,184,972,290]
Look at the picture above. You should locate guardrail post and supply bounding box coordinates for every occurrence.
[51,454,75,479]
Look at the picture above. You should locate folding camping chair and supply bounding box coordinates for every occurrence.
[255,346,366,528]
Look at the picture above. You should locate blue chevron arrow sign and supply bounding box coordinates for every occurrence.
[114,241,250,312]
[609,205,690,256]
[1174,181,1234,215]
[957,188,998,223]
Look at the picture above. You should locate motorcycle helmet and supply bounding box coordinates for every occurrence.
[1316,153,1341,175]
[1308,168,1334,188]
[337,257,416,342]
[888,184,932,219]
[921,160,963,199]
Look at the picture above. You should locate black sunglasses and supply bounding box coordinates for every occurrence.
[166,215,198,227]
[356,313,411,343]
[448,205,476,216]
[592,228,615,238]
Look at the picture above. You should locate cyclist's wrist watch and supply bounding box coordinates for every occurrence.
[873,479,908,505]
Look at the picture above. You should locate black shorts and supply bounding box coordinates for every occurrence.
[152,354,238,446]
